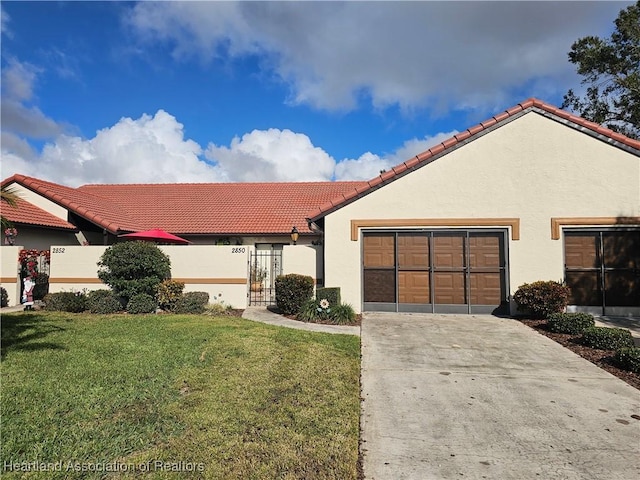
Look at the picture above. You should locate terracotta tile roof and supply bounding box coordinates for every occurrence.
[2,174,140,233]
[2,174,367,235]
[307,98,640,222]
[1,196,76,230]
[78,181,368,234]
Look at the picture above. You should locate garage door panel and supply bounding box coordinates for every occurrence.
[364,269,395,303]
[565,272,602,306]
[399,271,430,304]
[565,234,598,269]
[433,235,464,268]
[398,234,429,269]
[469,235,502,268]
[434,272,466,304]
[605,272,640,307]
[603,232,640,268]
[364,235,395,267]
[470,272,502,305]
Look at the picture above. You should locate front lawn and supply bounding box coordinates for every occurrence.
[1,312,360,479]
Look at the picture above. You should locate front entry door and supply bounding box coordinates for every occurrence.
[363,230,508,314]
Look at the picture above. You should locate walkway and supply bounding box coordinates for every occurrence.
[241,306,360,336]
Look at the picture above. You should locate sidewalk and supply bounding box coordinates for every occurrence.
[242,306,360,336]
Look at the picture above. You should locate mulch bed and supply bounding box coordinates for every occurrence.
[518,318,640,391]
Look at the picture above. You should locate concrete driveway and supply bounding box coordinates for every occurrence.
[360,313,640,480]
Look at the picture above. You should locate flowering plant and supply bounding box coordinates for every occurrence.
[316,298,331,317]
[4,227,17,245]
[18,249,50,280]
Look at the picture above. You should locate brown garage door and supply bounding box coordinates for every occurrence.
[564,230,640,313]
[363,230,508,314]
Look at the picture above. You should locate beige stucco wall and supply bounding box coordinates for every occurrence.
[48,245,251,308]
[0,246,22,306]
[323,112,640,313]
[9,183,69,220]
[282,245,322,285]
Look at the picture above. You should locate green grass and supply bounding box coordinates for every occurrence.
[1,312,361,479]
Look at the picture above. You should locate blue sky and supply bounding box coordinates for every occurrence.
[0,1,632,186]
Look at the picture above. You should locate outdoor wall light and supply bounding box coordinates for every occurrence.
[290,226,299,245]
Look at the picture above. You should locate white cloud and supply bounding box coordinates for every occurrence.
[126,1,627,115]
[2,110,222,186]
[334,131,457,181]
[2,107,457,185]
[205,128,335,182]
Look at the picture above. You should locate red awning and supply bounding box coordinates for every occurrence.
[118,228,190,245]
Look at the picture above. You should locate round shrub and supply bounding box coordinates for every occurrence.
[1,287,8,307]
[43,292,87,313]
[581,326,635,350]
[275,274,314,315]
[126,293,157,314]
[173,291,209,314]
[97,241,171,304]
[87,289,123,314]
[156,279,185,311]
[613,347,640,374]
[513,280,571,318]
[547,312,595,334]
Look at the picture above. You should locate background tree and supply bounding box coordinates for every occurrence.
[562,1,639,139]
[97,241,171,304]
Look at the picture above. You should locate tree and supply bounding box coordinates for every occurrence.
[562,1,640,139]
[1,185,20,230]
[97,241,171,303]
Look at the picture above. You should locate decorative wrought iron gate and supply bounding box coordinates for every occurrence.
[249,250,283,306]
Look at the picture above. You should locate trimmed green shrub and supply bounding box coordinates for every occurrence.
[86,289,123,314]
[329,303,356,325]
[156,279,185,311]
[97,241,171,304]
[43,292,87,313]
[316,287,341,306]
[126,293,157,314]
[1,287,8,307]
[613,347,640,374]
[174,292,209,314]
[33,274,49,300]
[275,274,314,315]
[513,280,571,318]
[581,326,635,350]
[547,312,595,334]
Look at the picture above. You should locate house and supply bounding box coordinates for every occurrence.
[307,98,640,316]
[2,98,639,315]
[1,176,367,249]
